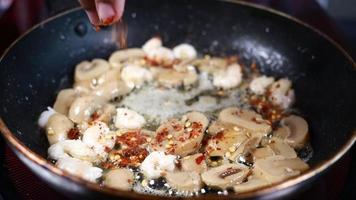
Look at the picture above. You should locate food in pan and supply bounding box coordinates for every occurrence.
[38,37,311,196]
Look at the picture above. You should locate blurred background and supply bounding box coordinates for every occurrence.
[0,0,355,200]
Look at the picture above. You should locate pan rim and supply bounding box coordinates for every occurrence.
[0,0,355,199]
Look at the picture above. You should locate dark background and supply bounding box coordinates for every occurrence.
[0,0,355,200]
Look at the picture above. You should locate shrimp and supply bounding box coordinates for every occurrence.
[249,76,275,95]
[82,121,115,160]
[140,151,177,179]
[173,43,197,60]
[269,78,295,109]
[38,107,56,128]
[213,63,243,89]
[121,64,153,89]
[56,157,102,182]
[114,108,146,129]
[142,37,162,53]
[146,47,175,67]
[48,140,99,163]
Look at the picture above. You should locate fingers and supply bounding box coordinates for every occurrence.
[78,0,100,25]
[79,0,125,26]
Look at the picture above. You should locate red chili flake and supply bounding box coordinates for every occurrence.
[172,122,183,131]
[117,130,147,147]
[195,155,205,165]
[90,111,100,122]
[212,131,224,140]
[104,146,111,153]
[101,162,115,169]
[118,147,148,167]
[67,128,80,140]
[155,128,169,143]
[188,122,202,138]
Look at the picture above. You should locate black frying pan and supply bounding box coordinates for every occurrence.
[0,0,355,199]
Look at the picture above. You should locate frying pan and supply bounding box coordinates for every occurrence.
[0,0,355,199]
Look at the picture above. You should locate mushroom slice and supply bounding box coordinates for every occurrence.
[252,146,275,160]
[103,168,134,191]
[268,138,297,159]
[151,112,208,157]
[233,176,269,193]
[201,163,250,189]
[274,115,309,149]
[219,107,272,135]
[96,69,121,85]
[229,135,262,164]
[249,76,275,95]
[205,125,248,164]
[53,89,78,115]
[156,65,198,89]
[75,59,110,82]
[253,155,309,183]
[68,95,106,123]
[165,171,202,193]
[180,153,207,174]
[92,80,131,101]
[109,48,146,69]
[192,57,227,74]
[46,113,73,145]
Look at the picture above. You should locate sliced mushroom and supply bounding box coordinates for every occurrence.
[121,64,153,89]
[268,138,297,159]
[192,57,227,74]
[92,80,131,101]
[165,171,202,193]
[151,112,208,157]
[53,89,78,115]
[96,69,121,85]
[233,176,269,193]
[180,153,207,174]
[109,48,146,69]
[251,146,275,160]
[201,163,250,189]
[205,124,248,164]
[274,115,309,149]
[156,65,198,89]
[68,95,106,123]
[75,59,110,82]
[46,113,73,145]
[229,135,262,164]
[103,168,134,191]
[218,107,272,135]
[253,155,309,183]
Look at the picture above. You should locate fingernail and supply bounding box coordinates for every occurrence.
[97,2,116,25]
[85,10,100,25]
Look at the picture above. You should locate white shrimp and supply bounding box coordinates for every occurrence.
[269,78,295,109]
[249,76,275,95]
[114,108,146,129]
[82,121,115,159]
[56,157,102,182]
[146,46,175,66]
[142,37,162,53]
[173,43,197,60]
[140,151,177,179]
[48,140,99,162]
[213,63,243,89]
[38,107,56,128]
[121,64,153,89]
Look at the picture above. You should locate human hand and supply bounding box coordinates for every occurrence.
[78,0,125,26]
